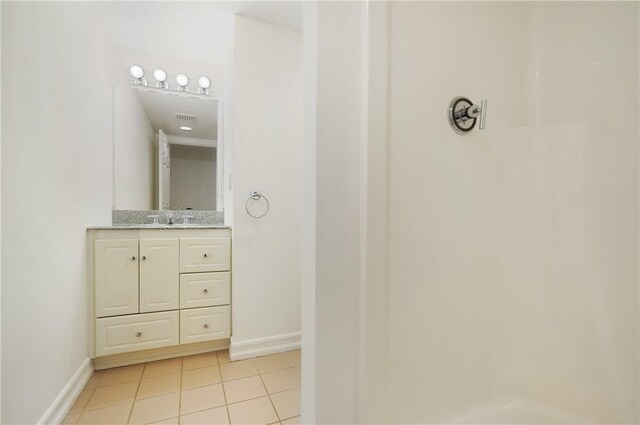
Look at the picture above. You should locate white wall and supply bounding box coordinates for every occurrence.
[113,85,155,210]
[381,2,639,423]
[1,3,113,424]
[310,3,365,423]
[358,2,390,423]
[385,4,528,422]
[170,145,216,211]
[0,3,4,421]
[300,4,317,423]
[230,17,302,355]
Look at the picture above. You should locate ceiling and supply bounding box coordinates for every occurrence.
[108,2,303,65]
[135,88,218,140]
[233,2,304,31]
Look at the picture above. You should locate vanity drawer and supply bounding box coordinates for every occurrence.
[180,306,230,344]
[180,272,230,309]
[95,311,179,357]
[180,238,230,273]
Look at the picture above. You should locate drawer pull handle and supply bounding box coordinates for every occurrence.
[203,323,209,329]
[204,253,208,258]
[203,288,209,294]
[135,332,143,338]
[131,256,136,261]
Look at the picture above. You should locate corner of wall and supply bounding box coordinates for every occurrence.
[37,358,93,425]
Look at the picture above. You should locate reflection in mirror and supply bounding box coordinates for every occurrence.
[114,83,221,211]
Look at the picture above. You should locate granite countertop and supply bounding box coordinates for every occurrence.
[88,224,231,230]
[89,210,229,230]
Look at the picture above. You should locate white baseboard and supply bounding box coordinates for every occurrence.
[38,357,93,425]
[230,332,301,361]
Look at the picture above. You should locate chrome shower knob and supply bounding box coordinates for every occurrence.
[448,96,487,134]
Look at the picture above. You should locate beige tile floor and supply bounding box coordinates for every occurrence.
[63,349,301,425]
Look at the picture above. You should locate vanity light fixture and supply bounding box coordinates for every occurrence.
[179,126,192,131]
[176,73,189,92]
[129,65,147,86]
[129,67,212,96]
[153,68,168,89]
[198,76,211,95]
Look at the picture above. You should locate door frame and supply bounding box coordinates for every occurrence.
[300,2,390,423]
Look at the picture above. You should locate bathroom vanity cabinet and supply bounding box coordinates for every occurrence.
[88,227,231,368]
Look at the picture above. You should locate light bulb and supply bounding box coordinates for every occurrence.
[129,65,144,79]
[153,68,168,89]
[198,76,211,95]
[176,74,189,91]
[129,65,147,86]
[198,76,211,89]
[153,68,167,82]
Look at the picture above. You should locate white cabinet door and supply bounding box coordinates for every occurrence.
[140,238,179,313]
[96,310,179,356]
[95,239,139,318]
[180,238,231,273]
[180,272,231,309]
[180,306,231,344]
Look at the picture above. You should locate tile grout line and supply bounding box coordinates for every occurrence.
[78,367,145,417]
[78,370,114,413]
[258,368,282,424]
[179,353,227,422]
[257,356,301,423]
[77,387,97,416]
[94,370,104,388]
[77,370,144,420]
[222,380,299,405]
[178,356,184,425]
[217,351,233,425]
[126,364,146,425]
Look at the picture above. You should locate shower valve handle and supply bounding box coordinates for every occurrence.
[465,100,488,130]
[448,97,487,134]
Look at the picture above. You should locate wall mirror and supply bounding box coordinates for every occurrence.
[113,52,224,212]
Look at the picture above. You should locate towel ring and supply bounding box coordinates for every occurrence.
[245,191,270,219]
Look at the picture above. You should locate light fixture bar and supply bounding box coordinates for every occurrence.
[128,65,213,96]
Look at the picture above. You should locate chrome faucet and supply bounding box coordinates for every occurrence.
[165,212,174,225]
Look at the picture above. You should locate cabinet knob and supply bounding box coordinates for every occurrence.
[203,288,209,294]
[142,256,146,260]
[203,253,208,258]
[135,332,142,337]
[203,323,209,329]
[131,256,136,261]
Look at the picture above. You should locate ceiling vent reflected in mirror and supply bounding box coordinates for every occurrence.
[176,113,197,122]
